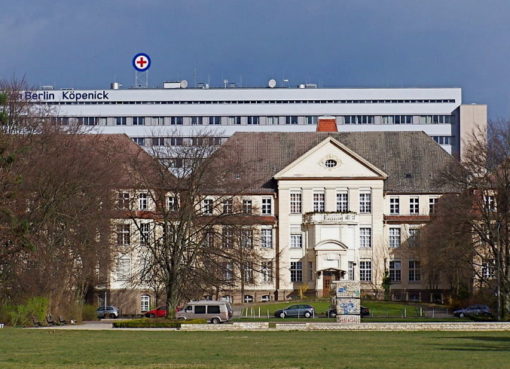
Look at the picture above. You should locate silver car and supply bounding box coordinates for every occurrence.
[96,306,120,319]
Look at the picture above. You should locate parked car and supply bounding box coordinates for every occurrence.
[96,306,119,319]
[145,306,167,318]
[327,305,370,318]
[453,304,492,318]
[274,304,315,318]
[176,300,233,324]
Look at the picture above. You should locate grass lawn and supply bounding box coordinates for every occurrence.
[1,329,509,368]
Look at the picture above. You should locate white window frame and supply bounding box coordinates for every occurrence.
[389,227,401,248]
[203,198,213,215]
[410,197,419,214]
[261,198,272,215]
[140,223,150,246]
[116,224,131,246]
[359,191,372,213]
[336,191,349,212]
[290,261,303,282]
[408,260,421,282]
[389,260,401,283]
[360,260,372,281]
[313,191,325,212]
[290,233,303,248]
[359,227,372,248]
[139,193,148,210]
[261,261,273,283]
[141,295,150,312]
[389,197,400,215]
[261,228,273,248]
[290,192,302,214]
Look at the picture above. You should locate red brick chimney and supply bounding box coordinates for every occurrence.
[316,116,338,132]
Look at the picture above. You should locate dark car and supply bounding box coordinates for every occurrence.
[96,306,120,319]
[145,306,167,318]
[274,304,315,318]
[327,305,370,318]
[453,304,492,318]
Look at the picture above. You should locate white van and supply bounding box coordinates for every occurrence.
[176,300,233,324]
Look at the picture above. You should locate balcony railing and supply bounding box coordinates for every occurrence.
[303,212,358,224]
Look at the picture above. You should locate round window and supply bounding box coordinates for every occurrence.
[325,159,337,168]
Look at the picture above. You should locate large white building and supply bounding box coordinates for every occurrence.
[27,84,486,159]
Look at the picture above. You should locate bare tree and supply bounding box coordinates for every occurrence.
[125,131,264,317]
[436,124,510,319]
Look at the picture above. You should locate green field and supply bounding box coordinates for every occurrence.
[1,329,509,368]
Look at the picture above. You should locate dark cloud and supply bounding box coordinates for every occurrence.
[1,0,509,118]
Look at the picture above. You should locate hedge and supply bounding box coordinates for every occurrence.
[113,318,207,328]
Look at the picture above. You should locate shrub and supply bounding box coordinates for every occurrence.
[81,304,98,321]
[113,318,207,328]
[2,297,49,326]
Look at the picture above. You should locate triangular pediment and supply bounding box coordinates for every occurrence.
[274,137,388,179]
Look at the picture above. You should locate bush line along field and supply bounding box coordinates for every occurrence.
[1,329,509,369]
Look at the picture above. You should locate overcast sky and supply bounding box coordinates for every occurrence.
[1,0,509,118]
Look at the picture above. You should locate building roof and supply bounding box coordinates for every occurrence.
[223,131,459,194]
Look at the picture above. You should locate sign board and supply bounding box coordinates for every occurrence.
[132,53,151,72]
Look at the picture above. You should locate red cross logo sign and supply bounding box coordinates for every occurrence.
[132,53,151,72]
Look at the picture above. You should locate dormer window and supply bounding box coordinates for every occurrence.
[325,159,337,168]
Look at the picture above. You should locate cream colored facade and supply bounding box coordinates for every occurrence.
[103,132,455,313]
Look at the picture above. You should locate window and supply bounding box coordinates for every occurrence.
[389,261,401,283]
[285,116,298,124]
[170,116,183,125]
[191,116,203,125]
[360,227,372,248]
[484,195,496,212]
[348,261,354,280]
[203,199,213,215]
[140,223,150,245]
[194,305,206,314]
[241,230,253,248]
[133,116,145,125]
[429,197,438,214]
[360,261,371,281]
[290,261,303,282]
[116,224,130,246]
[141,295,150,312]
[152,116,165,125]
[344,115,374,124]
[313,192,325,212]
[247,116,259,125]
[390,197,400,215]
[167,196,178,211]
[409,261,421,282]
[222,227,233,248]
[261,229,272,248]
[116,256,131,281]
[133,137,145,146]
[410,197,419,214]
[152,137,165,146]
[267,116,279,125]
[408,228,420,247]
[169,137,183,146]
[243,295,254,303]
[261,261,273,282]
[139,193,148,210]
[325,159,337,168]
[290,192,302,214]
[208,305,220,314]
[242,262,254,283]
[336,192,348,212]
[482,260,495,279]
[224,262,233,281]
[118,192,130,210]
[359,192,372,213]
[210,116,221,125]
[308,261,313,281]
[382,115,412,124]
[203,229,215,248]
[290,233,302,248]
[116,117,127,125]
[306,116,318,125]
[389,228,401,248]
[261,198,272,215]
[222,199,233,214]
[243,199,252,214]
